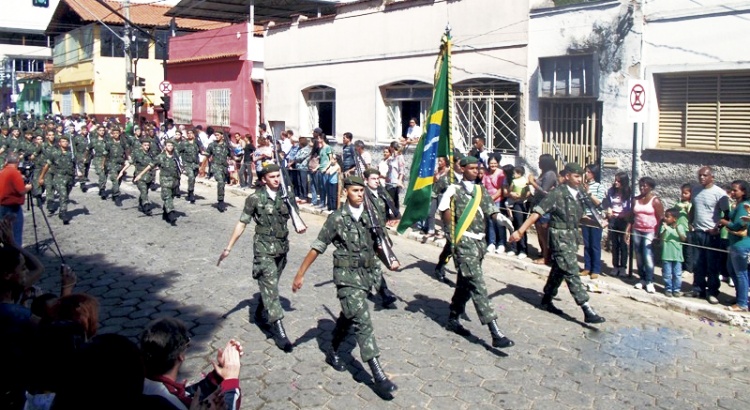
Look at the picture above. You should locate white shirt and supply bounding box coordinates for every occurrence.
[265,186,277,201]
[281,138,292,155]
[349,203,364,221]
[406,124,422,142]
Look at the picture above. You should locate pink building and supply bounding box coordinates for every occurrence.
[167,22,263,138]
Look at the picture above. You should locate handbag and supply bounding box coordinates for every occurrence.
[308,154,320,172]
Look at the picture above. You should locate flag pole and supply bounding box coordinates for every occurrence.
[445,26,456,263]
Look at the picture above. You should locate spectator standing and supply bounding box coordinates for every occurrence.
[603,172,632,277]
[528,154,558,265]
[481,157,505,252]
[384,142,405,227]
[308,142,321,205]
[690,166,730,303]
[425,156,449,237]
[673,183,693,275]
[0,153,32,246]
[341,132,356,176]
[580,164,606,279]
[316,130,334,210]
[661,208,687,297]
[294,137,311,202]
[719,180,750,312]
[506,166,530,259]
[354,140,372,168]
[239,133,255,188]
[631,177,664,294]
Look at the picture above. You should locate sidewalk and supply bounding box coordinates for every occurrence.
[203,178,750,330]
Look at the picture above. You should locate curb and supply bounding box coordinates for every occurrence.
[196,177,750,330]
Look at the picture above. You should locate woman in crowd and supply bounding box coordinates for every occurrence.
[294,137,312,203]
[580,164,607,279]
[719,180,750,312]
[483,156,506,253]
[603,172,632,276]
[385,142,405,227]
[528,154,557,265]
[630,177,664,293]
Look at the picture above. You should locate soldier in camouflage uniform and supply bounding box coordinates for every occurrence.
[363,168,398,308]
[437,156,515,348]
[105,128,128,207]
[218,164,306,353]
[129,138,155,216]
[37,135,76,224]
[177,128,201,204]
[40,130,58,203]
[510,162,606,324]
[28,134,45,205]
[134,139,180,225]
[0,127,23,160]
[204,131,231,212]
[89,126,109,199]
[433,154,464,282]
[292,176,399,400]
[73,128,90,192]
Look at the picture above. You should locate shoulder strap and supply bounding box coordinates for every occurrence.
[454,184,482,243]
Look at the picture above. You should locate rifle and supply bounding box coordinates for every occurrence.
[550,141,607,229]
[269,131,307,233]
[174,152,184,176]
[353,151,399,269]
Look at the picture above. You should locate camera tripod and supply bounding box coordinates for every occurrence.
[26,190,66,264]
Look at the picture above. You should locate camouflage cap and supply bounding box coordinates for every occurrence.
[563,162,584,175]
[344,176,365,188]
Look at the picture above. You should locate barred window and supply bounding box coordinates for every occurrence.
[172,90,193,124]
[656,72,750,152]
[206,89,230,127]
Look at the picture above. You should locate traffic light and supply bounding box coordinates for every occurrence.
[32,0,49,7]
[161,96,171,112]
[137,77,146,87]
[126,73,135,88]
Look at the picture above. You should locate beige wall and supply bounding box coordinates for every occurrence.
[263,0,528,143]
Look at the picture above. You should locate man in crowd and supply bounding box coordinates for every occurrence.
[0,153,32,245]
[690,166,730,303]
[218,164,306,353]
[341,132,356,176]
[204,131,232,212]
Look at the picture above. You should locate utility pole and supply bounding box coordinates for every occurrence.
[124,0,132,117]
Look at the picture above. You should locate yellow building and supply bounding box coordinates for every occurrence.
[46,0,226,118]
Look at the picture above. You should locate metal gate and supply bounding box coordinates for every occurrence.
[454,79,520,153]
[540,101,602,170]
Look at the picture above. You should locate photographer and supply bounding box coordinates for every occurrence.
[0,153,32,246]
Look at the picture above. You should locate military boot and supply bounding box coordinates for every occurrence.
[326,316,349,372]
[167,211,177,226]
[142,202,153,216]
[434,264,447,283]
[113,195,122,207]
[488,320,514,348]
[80,181,87,193]
[217,200,226,213]
[174,187,181,198]
[539,295,564,315]
[188,190,195,204]
[60,212,71,225]
[379,279,397,308]
[446,311,471,336]
[581,303,606,324]
[162,206,168,221]
[367,357,398,399]
[253,301,267,326]
[271,320,293,352]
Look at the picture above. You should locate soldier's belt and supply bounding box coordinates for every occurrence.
[255,226,289,239]
[462,231,486,241]
[333,258,373,268]
[549,221,577,229]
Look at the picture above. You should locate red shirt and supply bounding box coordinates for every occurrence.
[0,165,26,206]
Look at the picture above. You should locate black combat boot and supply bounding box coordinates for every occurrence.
[379,278,397,308]
[143,203,153,216]
[581,303,606,324]
[488,320,514,348]
[367,357,398,399]
[188,190,195,204]
[446,311,471,336]
[326,315,349,372]
[60,212,71,225]
[100,192,107,200]
[80,181,87,192]
[162,206,168,221]
[271,320,293,352]
[217,200,226,213]
[253,301,267,325]
[113,195,122,207]
[434,264,447,283]
[174,187,181,198]
[539,295,564,315]
[167,211,177,226]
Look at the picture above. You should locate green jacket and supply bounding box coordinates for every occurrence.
[205,141,231,167]
[150,151,180,180]
[240,188,291,257]
[533,184,584,272]
[47,148,76,177]
[178,140,201,165]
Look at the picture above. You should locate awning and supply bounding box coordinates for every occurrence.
[166,0,339,24]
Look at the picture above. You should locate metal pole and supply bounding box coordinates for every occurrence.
[628,122,638,277]
[124,0,132,117]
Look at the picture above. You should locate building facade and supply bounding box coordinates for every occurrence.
[167,22,263,137]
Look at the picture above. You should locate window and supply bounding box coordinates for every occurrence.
[206,89,230,127]
[61,92,72,116]
[101,27,125,58]
[172,90,193,124]
[13,59,46,73]
[304,85,335,137]
[131,30,150,59]
[539,54,598,99]
[656,72,750,152]
[155,30,170,60]
[80,26,94,60]
[454,78,521,153]
[53,36,65,66]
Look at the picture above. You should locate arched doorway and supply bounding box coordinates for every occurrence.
[303,85,335,137]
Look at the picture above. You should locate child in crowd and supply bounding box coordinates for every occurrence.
[660,208,687,297]
[506,166,529,259]
[673,183,693,275]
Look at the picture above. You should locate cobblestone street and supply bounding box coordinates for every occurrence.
[26,179,750,409]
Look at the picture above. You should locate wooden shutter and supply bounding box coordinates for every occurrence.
[656,76,686,148]
[718,74,750,151]
[685,75,719,150]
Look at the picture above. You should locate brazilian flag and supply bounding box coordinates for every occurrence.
[397,31,454,234]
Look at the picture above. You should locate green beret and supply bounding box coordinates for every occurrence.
[564,162,584,175]
[164,139,176,145]
[58,134,70,141]
[259,163,280,177]
[459,156,478,167]
[140,137,151,144]
[363,168,380,178]
[344,176,365,188]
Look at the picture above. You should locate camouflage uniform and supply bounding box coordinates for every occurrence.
[312,204,382,362]
[41,141,57,198]
[177,140,200,194]
[132,146,154,209]
[89,137,108,194]
[73,133,90,188]
[239,188,291,323]
[29,142,45,198]
[46,147,76,217]
[445,182,499,325]
[532,185,589,305]
[105,138,127,199]
[205,141,231,201]
[150,151,180,213]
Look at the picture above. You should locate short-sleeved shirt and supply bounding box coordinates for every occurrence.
[318,144,333,172]
[691,185,729,231]
[660,224,686,262]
